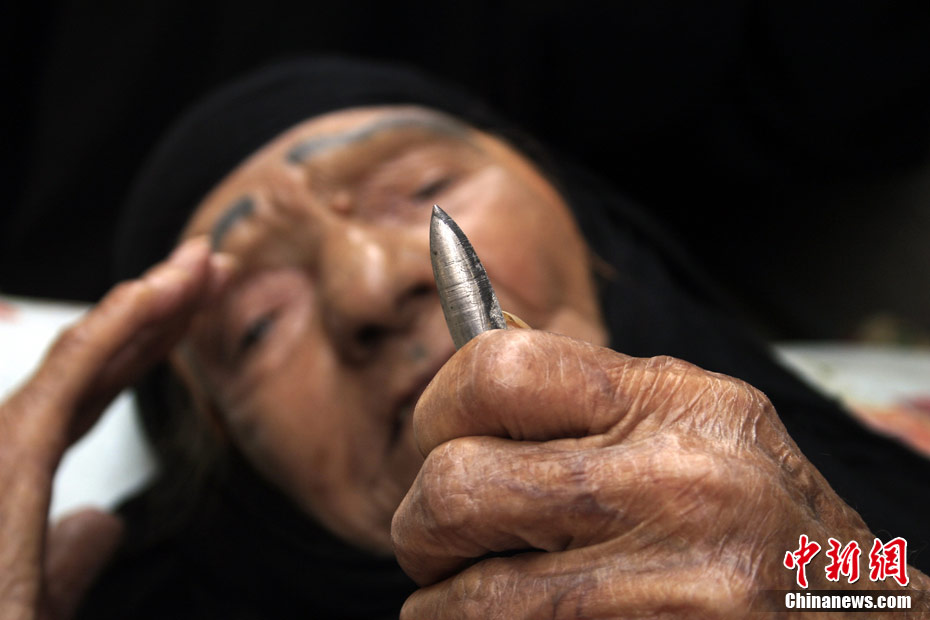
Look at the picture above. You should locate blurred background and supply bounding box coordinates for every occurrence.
[2,0,929,341]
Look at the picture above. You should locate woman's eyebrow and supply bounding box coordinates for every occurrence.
[285,114,468,164]
[210,195,256,250]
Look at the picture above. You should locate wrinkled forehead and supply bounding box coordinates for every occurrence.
[181,105,473,238]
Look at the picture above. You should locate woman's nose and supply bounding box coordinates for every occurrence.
[318,221,434,362]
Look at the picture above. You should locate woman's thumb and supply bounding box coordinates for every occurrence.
[40,508,124,620]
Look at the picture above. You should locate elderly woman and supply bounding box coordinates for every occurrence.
[2,57,928,619]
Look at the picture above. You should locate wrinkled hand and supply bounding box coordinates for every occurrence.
[0,238,233,620]
[393,330,929,618]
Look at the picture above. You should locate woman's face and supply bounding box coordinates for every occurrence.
[179,105,607,553]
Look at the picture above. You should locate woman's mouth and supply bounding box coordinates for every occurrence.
[390,400,416,446]
[388,347,454,447]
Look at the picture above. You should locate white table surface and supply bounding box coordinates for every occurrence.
[0,296,157,520]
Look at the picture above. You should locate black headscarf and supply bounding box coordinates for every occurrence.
[112,54,531,283]
[83,55,930,619]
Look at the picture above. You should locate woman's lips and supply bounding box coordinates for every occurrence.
[388,347,454,446]
[390,401,416,447]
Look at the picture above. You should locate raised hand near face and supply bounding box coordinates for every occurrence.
[0,238,234,620]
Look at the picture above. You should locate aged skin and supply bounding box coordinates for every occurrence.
[176,105,607,552]
[394,329,930,617]
[0,105,926,620]
[0,239,234,620]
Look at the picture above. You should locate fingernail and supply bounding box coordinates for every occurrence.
[502,311,531,330]
[168,236,210,268]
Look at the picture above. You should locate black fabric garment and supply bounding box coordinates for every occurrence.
[111,55,534,284]
[560,161,930,565]
[78,453,414,620]
[7,2,930,330]
[80,56,930,618]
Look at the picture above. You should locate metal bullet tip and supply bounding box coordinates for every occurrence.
[429,205,507,349]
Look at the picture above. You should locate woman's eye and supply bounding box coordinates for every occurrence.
[238,312,276,355]
[410,176,452,201]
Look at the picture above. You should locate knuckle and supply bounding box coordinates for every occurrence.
[639,355,701,398]
[445,561,591,620]
[647,354,699,377]
[626,355,707,422]
[52,321,92,356]
[417,438,483,534]
[97,279,149,316]
[390,496,411,549]
[453,559,521,612]
[107,279,141,302]
[635,355,777,441]
[743,381,774,414]
[50,280,148,359]
[709,377,776,444]
[720,375,771,414]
